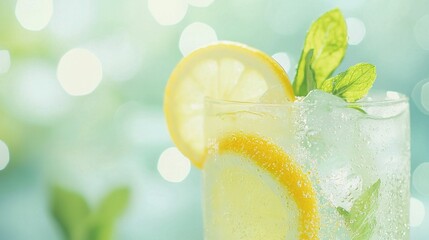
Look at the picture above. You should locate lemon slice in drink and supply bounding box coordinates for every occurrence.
[204,133,320,239]
[164,42,295,168]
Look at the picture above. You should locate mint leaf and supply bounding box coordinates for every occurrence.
[293,8,348,96]
[89,187,131,240]
[321,63,376,102]
[303,49,316,93]
[50,186,131,240]
[96,187,130,222]
[348,104,367,114]
[50,186,91,240]
[337,206,350,221]
[337,179,381,240]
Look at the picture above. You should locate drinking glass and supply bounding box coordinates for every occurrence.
[203,91,410,239]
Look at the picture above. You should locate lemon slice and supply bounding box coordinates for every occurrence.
[164,42,295,168]
[204,132,319,239]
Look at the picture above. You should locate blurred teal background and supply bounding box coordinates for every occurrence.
[0,0,428,239]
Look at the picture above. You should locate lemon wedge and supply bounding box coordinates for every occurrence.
[164,42,295,168]
[204,132,320,239]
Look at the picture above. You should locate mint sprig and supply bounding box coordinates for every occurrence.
[293,9,376,102]
[293,8,348,96]
[303,49,317,94]
[50,186,131,240]
[320,63,377,102]
[337,179,381,240]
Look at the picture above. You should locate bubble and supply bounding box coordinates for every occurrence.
[57,48,103,96]
[158,147,191,183]
[413,162,429,196]
[410,197,426,227]
[0,50,11,74]
[346,18,366,45]
[15,0,53,31]
[414,15,429,50]
[0,140,10,170]
[412,79,429,115]
[148,0,188,26]
[187,0,215,7]
[272,52,291,73]
[179,22,218,56]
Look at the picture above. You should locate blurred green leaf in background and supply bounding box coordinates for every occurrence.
[50,186,131,240]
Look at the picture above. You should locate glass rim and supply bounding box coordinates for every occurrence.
[204,90,409,108]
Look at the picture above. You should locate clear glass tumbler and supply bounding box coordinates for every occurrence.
[203,91,410,240]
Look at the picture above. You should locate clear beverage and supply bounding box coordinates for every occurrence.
[203,90,410,239]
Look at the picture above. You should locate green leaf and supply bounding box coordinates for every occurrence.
[321,63,376,102]
[303,49,316,94]
[293,8,348,96]
[348,104,367,114]
[90,187,131,240]
[50,186,91,240]
[337,179,381,240]
[87,222,114,240]
[96,187,130,222]
[50,186,131,240]
[337,206,350,221]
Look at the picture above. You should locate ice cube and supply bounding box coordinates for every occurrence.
[301,89,346,106]
[296,90,362,156]
[319,165,363,210]
[298,90,373,209]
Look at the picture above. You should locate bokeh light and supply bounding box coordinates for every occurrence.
[414,14,429,50]
[413,162,429,196]
[346,17,366,45]
[412,79,429,115]
[410,197,426,227]
[187,0,215,8]
[57,48,103,96]
[157,147,191,183]
[179,22,218,56]
[15,0,53,31]
[272,52,291,73]
[0,50,11,74]
[148,0,188,26]
[0,140,10,171]
[421,82,429,112]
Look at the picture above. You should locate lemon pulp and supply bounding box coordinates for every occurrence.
[164,42,295,168]
[204,132,320,239]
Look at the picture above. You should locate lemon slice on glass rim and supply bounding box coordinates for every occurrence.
[164,41,295,168]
